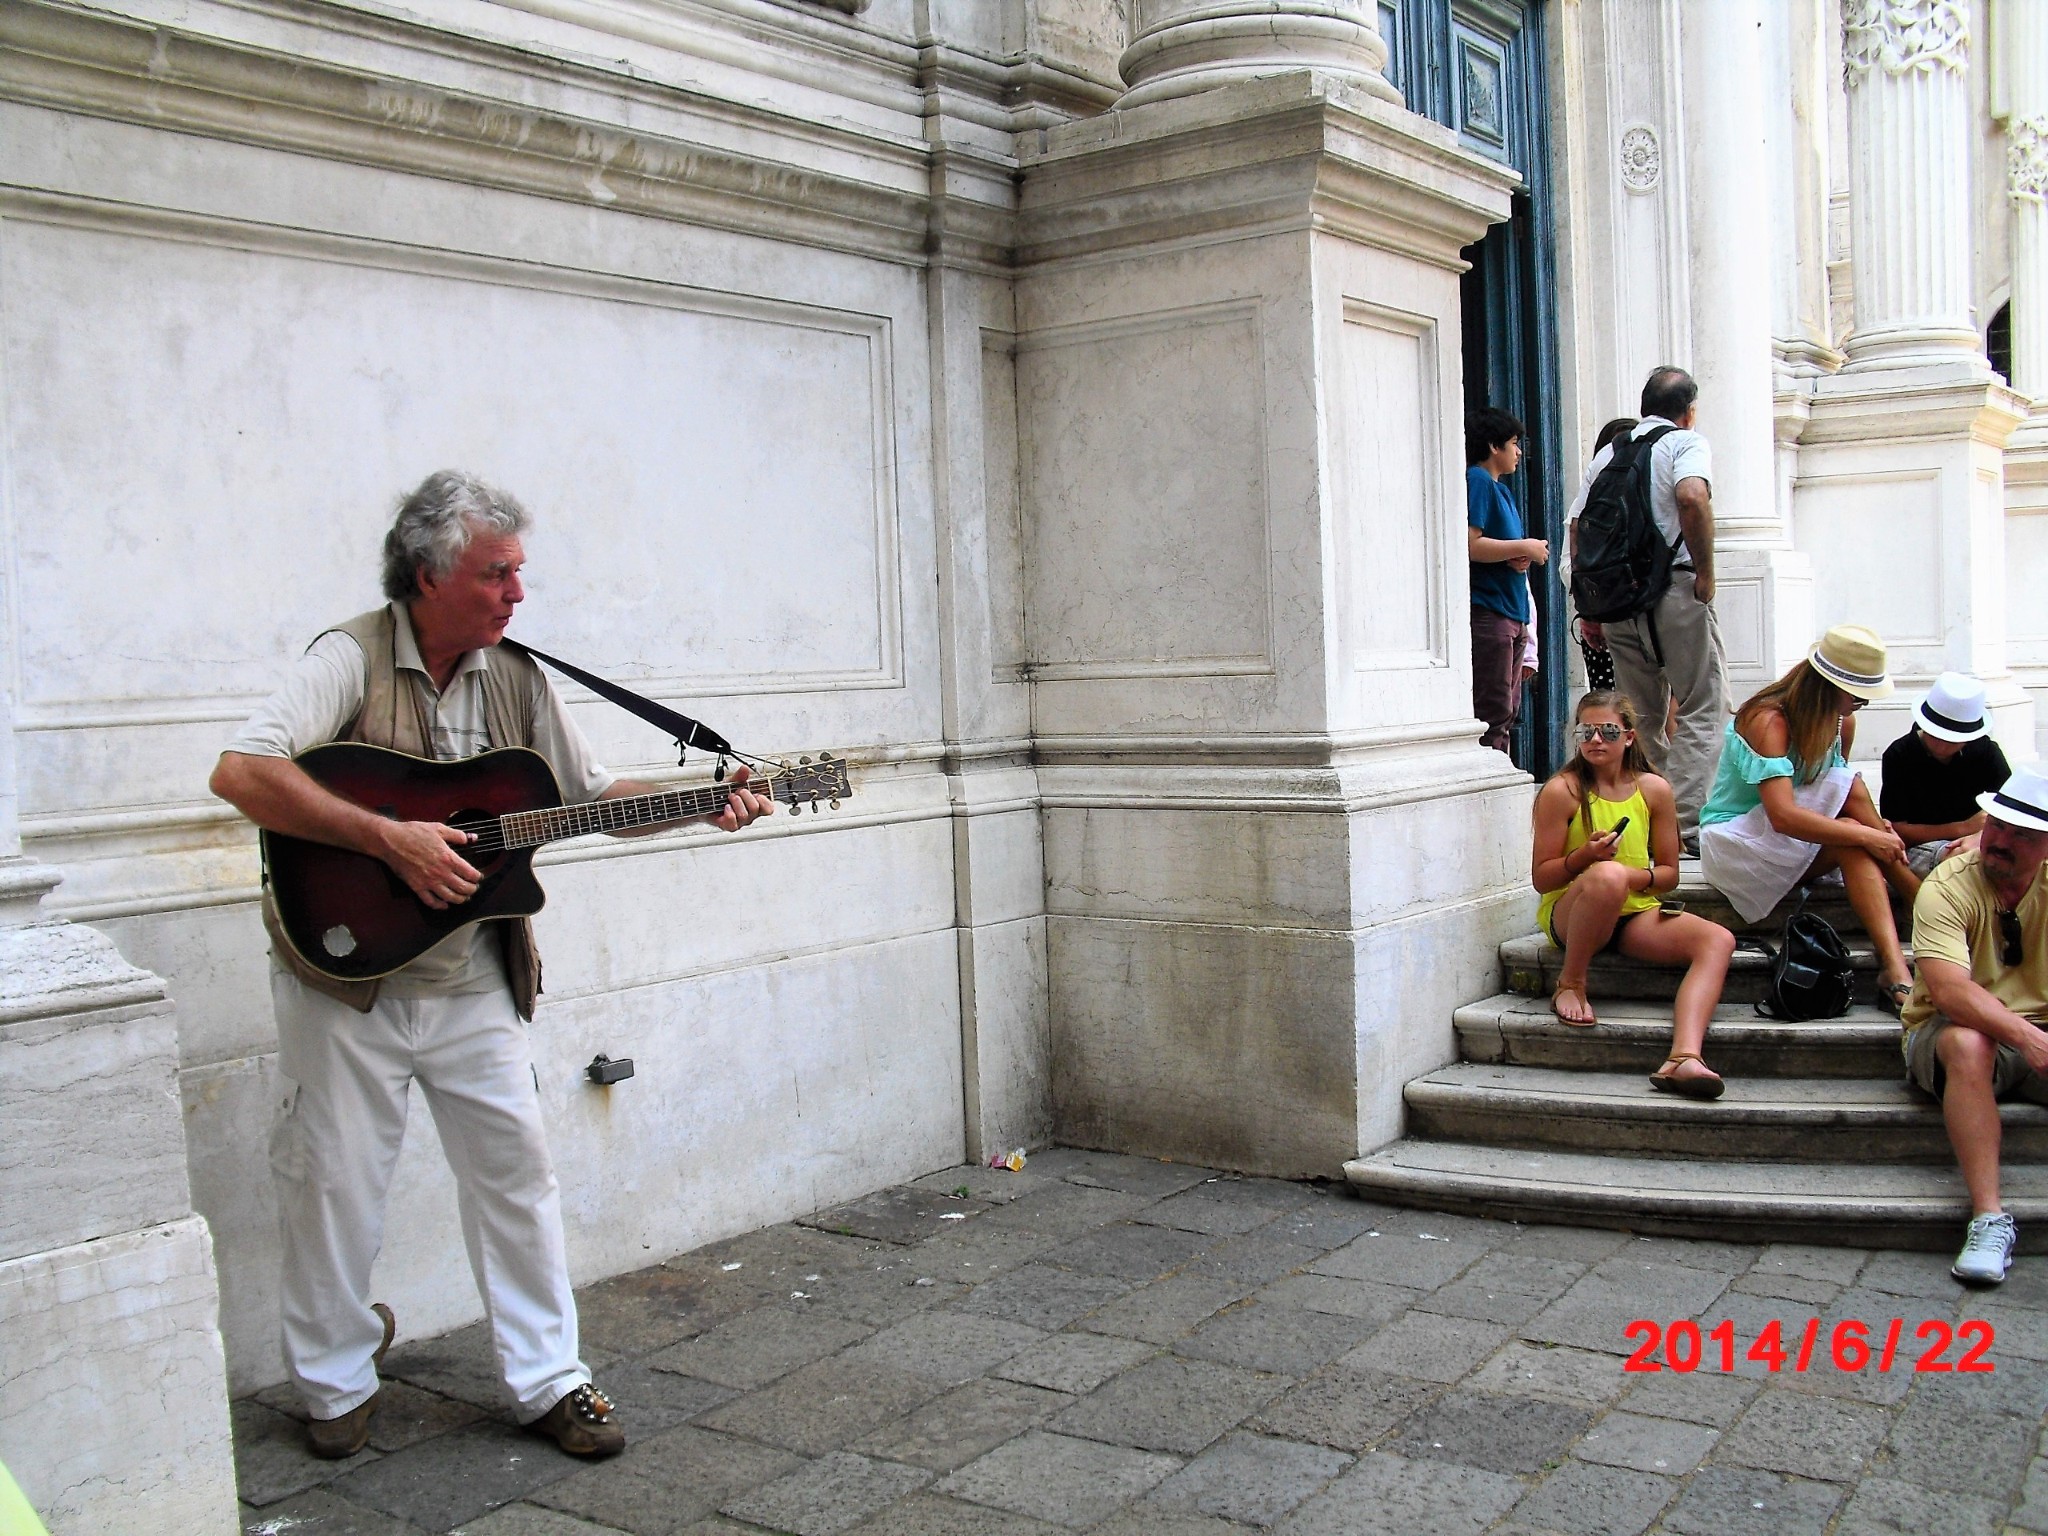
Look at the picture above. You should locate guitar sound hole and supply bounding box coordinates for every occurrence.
[322,924,357,958]
[448,809,500,865]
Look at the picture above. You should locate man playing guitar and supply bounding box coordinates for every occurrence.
[210,470,772,1461]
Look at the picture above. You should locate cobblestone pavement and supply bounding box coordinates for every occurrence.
[235,1150,2048,1536]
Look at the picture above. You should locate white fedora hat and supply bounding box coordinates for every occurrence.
[1915,672,1991,743]
[1982,763,2048,835]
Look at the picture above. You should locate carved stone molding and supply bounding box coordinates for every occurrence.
[1619,124,1661,193]
[1842,0,1968,86]
[2015,115,2048,207]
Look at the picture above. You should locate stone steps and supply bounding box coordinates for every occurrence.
[1498,932,1899,1007]
[1454,993,1904,1077]
[1343,1142,2048,1251]
[1403,1062,2048,1164]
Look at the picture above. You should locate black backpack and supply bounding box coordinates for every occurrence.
[1570,424,1681,624]
[1753,891,1856,1022]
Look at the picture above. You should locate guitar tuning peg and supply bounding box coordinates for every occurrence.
[800,755,811,765]
[811,800,821,815]
[828,798,840,810]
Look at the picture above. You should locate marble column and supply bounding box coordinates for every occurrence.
[1679,0,1815,694]
[2000,0,2048,753]
[1799,0,2034,753]
[1116,0,1400,109]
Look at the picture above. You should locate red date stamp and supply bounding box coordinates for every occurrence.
[1622,1318,1995,1373]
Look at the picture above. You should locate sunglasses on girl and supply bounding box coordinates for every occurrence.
[1574,723,1627,743]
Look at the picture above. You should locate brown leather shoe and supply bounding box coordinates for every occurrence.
[304,1303,397,1460]
[527,1383,625,1457]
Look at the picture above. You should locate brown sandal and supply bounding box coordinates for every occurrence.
[1650,1052,1724,1101]
[1551,983,1597,1028]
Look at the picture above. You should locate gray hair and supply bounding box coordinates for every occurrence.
[380,471,531,601]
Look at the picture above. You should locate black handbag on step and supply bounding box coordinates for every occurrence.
[1754,890,1855,1021]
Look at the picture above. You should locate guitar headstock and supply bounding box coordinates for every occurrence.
[774,753,853,815]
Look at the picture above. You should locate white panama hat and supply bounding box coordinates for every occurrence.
[1807,625,1893,702]
[1914,672,1992,744]
[1981,763,2048,835]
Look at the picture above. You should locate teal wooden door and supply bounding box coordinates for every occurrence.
[1381,0,1565,776]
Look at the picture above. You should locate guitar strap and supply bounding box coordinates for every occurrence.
[497,638,736,768]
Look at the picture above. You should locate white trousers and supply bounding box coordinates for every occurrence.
[268,971,586,1421]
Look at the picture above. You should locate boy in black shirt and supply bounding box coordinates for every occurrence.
[1880,672,2012,897]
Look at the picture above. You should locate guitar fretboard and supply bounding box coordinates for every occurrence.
[498,776,794,850]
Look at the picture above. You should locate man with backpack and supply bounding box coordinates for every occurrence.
[1569,367,1728,850]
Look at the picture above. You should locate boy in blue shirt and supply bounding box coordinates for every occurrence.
[1467,407,1548,754]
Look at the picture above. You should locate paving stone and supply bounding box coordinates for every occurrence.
[952,1264,1131,1331]
[1263,1195,1391,1253]
[1716,1388,1891,1482]
[849,1378,1073,1472]
[1246,1364,1440,1452]
[1466,1342,1628,1406]
[1727,1270,1845,1307]
[381,1323,523,1414]
[902,1226,1062,1286]
[1087,1511,1248,1536]
[1137,1183,1308,1238]
[1271,1450,1523,1536]
[841,1492,1069,1534]
[1752,1242,1866,1284]
[1050,1354,1288,1456]
[644,1307,873,1389]
[975,1183,1155,1240]
[328,1420,582,1532]
[1023,1148,1218,1199]
[2010,1455,2048,1533]
[1657,1467,1844,1536]
[530,1424,802,1534]
[1040,1224,1214,1283]
[1873,1399,2036,1496]
[1178,1232,1321,1289]
[800,1186,993,1247]
[1420,1255,1581,1326]
[1616,1369,1759,1426]
[1505,1227,1632,1266]
[1909,1350,2048,1417]
[693,1225,889,1284]
[365,1384,494,1454]
[1621,1236,1761,1274]
[574,1264,759,1357]
[1519,1260,1730,1355]
[1075,1275,1249,1345]
[909,1164,1053,1206]
[992,1332,1158,1396]
[1143,1430,1351,1525]
[580,1362,736,1438]
[1959,1300,2048,1361]
[1311,1229,1489,1291]
[449,1506,629,1535]
[1385,1388,1594,1475]
[1337,1309,1510,1384]
[233,1398,380,1507]
[1829,1475,2009,1536]
[1983,1257,2048,1309]
[696,1357,950,1457]
[1853,1250,1968,1300]
[239,1487,428,1534]
[800,1260,973,1327]
[1173,1298,1380,1377]
[1256,1272,1419,1327]
[1570,1409,1716,1475]
[720,1451,931,1536]
[1507,1460,1676,1536]
[838,1310,1045,1384]
[936,1430,1181,1528]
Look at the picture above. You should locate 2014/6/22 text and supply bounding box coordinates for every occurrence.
[1621,1318,1994,1373]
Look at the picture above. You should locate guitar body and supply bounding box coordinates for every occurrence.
[262,743,564,982]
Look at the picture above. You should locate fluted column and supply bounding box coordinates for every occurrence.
[1840,0,1982,366]
[1116,0,1399,109]
[2008,0,2048,405]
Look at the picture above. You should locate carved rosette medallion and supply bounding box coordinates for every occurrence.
[2014,116,2048,208]
[1619,126,1661,193]
[1842,0,1969,85]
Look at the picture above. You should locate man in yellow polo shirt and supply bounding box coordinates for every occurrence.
[1901,763,2048,1284]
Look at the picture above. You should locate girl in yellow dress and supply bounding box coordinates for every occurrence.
[1533,692,1738,1097]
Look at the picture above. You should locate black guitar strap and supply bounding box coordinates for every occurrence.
[497,638,736,768]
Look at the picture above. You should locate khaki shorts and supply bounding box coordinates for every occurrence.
[1903,1017,2048,1103]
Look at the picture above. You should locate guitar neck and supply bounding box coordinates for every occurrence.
[499,776,790,849]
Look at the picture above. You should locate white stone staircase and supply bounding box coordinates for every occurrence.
[1345,866,2048,1251]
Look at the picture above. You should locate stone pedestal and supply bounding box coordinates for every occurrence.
[0,860,238,1534]
[1116,0,1400,109]
[1012,74,1528,1175]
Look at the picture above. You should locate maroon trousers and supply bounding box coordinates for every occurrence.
[1471,607,1528,755]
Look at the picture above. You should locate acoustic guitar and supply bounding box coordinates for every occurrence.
[262,742,852,982]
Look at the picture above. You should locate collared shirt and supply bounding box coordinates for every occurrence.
[1565,416,1714,564]
[226,602,615,992]
[1901,852,2048,1037]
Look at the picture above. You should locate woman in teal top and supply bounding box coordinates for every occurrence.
[1696,626,1915,1012]
[1533,691,1737,1097]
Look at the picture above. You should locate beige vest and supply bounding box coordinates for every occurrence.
[261,606,547,1019]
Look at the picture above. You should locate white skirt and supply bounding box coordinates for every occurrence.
[1697,766,1857,924]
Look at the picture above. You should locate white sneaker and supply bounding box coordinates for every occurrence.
[1952,1212,2018,1285]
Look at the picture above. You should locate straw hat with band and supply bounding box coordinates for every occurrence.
[1981,763,2048,835]
[1914,671,1991,743]
[1807,625,1893,702]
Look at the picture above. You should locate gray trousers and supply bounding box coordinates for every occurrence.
[1603,569,1729,838]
